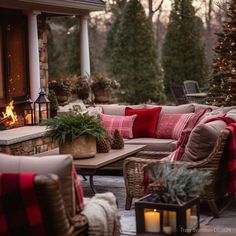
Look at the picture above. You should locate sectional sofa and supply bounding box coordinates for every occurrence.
[99,103,236,154]
[99,103,236,217]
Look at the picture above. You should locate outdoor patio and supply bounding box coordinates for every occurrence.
[0,0,236,235]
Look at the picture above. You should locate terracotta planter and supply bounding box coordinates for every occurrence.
[59,135,96,159]
[76,87,90,100]
[93,88,111,103]
[57,94,69,104]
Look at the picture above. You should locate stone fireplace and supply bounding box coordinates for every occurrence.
[0,126,57,155]
[0,95,56,156]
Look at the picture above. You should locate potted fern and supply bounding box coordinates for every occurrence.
[44,114,105,159]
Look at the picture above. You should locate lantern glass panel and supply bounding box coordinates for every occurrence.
[24,110,33,125]
[144,208,161,233]
[168,211,177,233]
[186,205,198,230]
[34,103,48,123]
[163,211,172,235]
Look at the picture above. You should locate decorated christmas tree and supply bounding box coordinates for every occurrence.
[207,0,236,106]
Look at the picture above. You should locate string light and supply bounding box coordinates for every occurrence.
[207,1,236,106]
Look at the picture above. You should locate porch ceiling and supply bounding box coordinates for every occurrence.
[0,0,105,15]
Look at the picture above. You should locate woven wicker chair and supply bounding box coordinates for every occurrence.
[35,174,88,236]
[123,129,230,218]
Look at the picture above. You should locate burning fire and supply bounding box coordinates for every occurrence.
[2,100,18,126]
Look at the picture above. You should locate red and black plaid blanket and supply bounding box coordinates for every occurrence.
[0,173,46,236]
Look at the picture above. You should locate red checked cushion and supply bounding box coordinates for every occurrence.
[125,107,162,138]
[72,165,84,213]
[99,113,137,138]
[156,113,194,139]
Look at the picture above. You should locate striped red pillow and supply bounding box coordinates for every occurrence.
[99,113,137,138]
[156,113,194,139]
[172,113,194,139]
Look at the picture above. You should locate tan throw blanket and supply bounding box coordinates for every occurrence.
[82,192,121,236]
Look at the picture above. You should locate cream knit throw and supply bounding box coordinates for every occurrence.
[82,192,121,236]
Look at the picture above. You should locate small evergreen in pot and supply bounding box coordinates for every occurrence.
[74,75,90,100]
[44,114,106,159]
[49,80,72,105]
[91,74,120,103]
[48,90,59,118]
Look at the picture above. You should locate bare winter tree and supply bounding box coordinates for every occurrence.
[148,0,165,21]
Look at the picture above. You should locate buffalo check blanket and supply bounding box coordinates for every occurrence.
[0,173,46,236]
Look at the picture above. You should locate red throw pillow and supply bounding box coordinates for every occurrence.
[99,113,137,138]
[73,165,84,213]
[125,107,162,138]
[156,113,194,139]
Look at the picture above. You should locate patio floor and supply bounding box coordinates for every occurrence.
[81,175,236,236]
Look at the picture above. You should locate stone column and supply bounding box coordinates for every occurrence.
[80,15,90,78]
[26,11,41,101]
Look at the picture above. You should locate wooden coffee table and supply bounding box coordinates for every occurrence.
[38,144,145,193]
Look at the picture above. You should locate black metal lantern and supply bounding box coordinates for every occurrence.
[34,89,50,124]
[135,194,200,235]
[24,97,34,125]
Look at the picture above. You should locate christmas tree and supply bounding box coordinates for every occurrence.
[207,0,236,106]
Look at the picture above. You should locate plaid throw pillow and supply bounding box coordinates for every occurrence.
[156,113,194,139]
[72,166,84,213]
[99,113,137,138]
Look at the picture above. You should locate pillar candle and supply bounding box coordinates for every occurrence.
[163,226,172,235]
[190,216,198,229]
[144,210,160,233]
[41,110,47,120]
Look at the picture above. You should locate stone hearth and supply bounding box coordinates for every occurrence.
[0,126,57,155]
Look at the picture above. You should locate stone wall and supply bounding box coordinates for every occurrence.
[38,15,49,93]
[0,137,58,156]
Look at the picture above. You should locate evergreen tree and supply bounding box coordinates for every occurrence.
[47,17,81,77]
[48,30,61,78]
[109,0,164,104]
[64,23,81,75]
[104,0,127,75]
[162,0,208,98]
[207,1,236,106]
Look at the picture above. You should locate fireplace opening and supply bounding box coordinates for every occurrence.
[0,100,24,130]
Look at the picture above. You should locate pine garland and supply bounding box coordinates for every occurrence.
[149,162,210,200]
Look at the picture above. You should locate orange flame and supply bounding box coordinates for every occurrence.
[2,100,18,126]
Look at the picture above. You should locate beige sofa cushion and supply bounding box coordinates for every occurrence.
[100,104,145,116]
[193,103,218,112]
[145,104,194,114]
[125,138,177,152]
[182,120,227,161]
[226,109,236,121]
[0,153,75,216]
